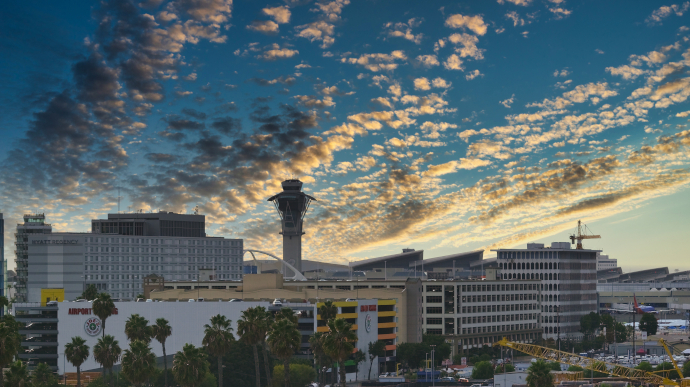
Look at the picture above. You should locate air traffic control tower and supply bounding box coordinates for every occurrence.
[268,179,316,273]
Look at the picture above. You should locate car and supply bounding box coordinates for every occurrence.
[46,301,58,306]
[197,298,205,302]
[188,299,196,302]
[470,384,483,387]
[440,377,455,382]
[146,299,153,303]
[228,299,243,302]
[272,299,283,306]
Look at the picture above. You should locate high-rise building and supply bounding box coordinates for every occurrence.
[596,253,618,270]
[15,214,52,302]
[494,242,598,340]
[268,179,316,273]
[0,213,4,314]
[25,212,243,301]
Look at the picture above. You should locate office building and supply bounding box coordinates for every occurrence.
[494,242,598,340]
[15,214,53,302]
[596,253,618,270]
[0,213,4,314]
[24,212,243,302]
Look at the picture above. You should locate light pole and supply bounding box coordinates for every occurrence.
[425,353,429,382]
[430,344,436,386]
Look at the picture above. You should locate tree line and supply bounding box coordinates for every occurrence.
[2,295,396,387]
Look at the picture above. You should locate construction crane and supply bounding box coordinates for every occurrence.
[657,338,684,380]
[569,220,601,249]
[494,338,677,385]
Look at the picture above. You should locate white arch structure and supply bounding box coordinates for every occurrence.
[242,249,307,281]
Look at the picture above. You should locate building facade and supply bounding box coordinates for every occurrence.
[597,253,618,270]
[15,214,53,302]
[494,242,598,340]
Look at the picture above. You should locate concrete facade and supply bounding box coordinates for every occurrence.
[494,242,598,340]
[15,214,53,302]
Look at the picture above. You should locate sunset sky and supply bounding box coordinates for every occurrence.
[1,0,689,272]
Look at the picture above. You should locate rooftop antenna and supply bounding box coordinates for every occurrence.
[117,186,122,213]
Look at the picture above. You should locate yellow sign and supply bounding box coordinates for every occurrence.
[41,289,65,306]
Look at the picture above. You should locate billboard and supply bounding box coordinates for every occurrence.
[40,288,65,306]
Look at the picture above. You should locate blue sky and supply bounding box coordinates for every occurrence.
[1,0,689,271]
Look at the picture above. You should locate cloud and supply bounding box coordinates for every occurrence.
[414,77,431,91]
[262,5,291,24]
[606,65,646,80]
[444,14,488,35]
[497,0,532,6]
[646,2,689,25]
[296,21,335,48]
[247,20,279,34]
[246,76,296,86]
[448,33,485,60]
[384,18,424,44]
[443,54,464,70]
[341,51,407,72]
[505,11,526,26]
[466,70,483,80]
[422,158,492,176]
[257,44,299,60]
[432,77,451,88]
[553,69,570,77]
[527,82,618,109]
[500,94,515,108]
[416,55,440,68]
[293,95,336,109]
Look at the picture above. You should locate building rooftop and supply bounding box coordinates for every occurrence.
[348,249,423,269]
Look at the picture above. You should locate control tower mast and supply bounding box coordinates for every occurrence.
[267,179,316,273]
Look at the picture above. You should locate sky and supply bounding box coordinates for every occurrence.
[1,0,689,272]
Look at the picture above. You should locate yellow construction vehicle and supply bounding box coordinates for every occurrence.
[494,338,677,385]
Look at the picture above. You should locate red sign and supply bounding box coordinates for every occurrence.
[359,305,377,312]
[68,307,118,315]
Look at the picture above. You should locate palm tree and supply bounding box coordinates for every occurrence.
[267,318,301,387]
[93,335,122,386]
[151,318,172,387]
[92,293,115,337]
[310,332,330,387]
[526,359,554,387]
[172,344,210,387]
[121,340,156,387]
[275,307,298,324]
[31,362,58,387]
[323,318,357,387]
[4,360,29,387]
[65,336,90,387]
[237,306,270,387]
[0,320,21,387]
[319,301,338,323]
[202,315,234,387]
[124,314,151,343]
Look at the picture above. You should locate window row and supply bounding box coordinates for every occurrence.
[461,303,537,314]
[85,256,241,263]
[461,313,537,324]
[86,237,241,246]
[461,293,535,303]
[85,265,241,272]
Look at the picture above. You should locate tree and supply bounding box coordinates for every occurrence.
[92,293,115,337]
[275,307,298,324]
[238,306,271,387]
[639,313,658,336]
[268,318,301,387]
[367,340,386,380]
[31,362,59,387]
[0,319,21,387]
[173,344,210,387]
[600,314,616,343]
[567,365,584,372]
[271,364,316,387]
[318,301,338,323]
[526,360,554,387]
[80,284,98,301]
[353,349,366,381]
[548,362,562,371]
[635,362,654,372]
[121,340,156,387]
[202,315,234,387]
[682,360,690,378]
[656,362,680,380]
[65,336,90,387]
[495,363,515,373]
[614,322,628,342]
[93,335,122,387]
[124,314,151,343]
[309,332,330,387]
[151,318,172,387]
[4,360,29,387]
[396,342,426,371]
[422,334,452,367]
[471,361,494,379]
[323,318,357,387]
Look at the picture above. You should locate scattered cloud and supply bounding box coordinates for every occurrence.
[444,14,488,35]
[646,2,689,25]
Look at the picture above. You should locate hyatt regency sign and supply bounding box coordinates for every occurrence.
[32,240,79,245]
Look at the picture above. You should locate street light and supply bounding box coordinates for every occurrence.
[430,344,436,386]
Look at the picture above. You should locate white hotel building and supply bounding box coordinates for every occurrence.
[25,212,243,302]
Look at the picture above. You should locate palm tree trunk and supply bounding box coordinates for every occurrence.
[283,359,290,387]
[368,359,373,380]
[339,362,347,387]
[218,356,223,387]
[261,343,272,387]
[77,365,81,387]
[163,344,168,387]
[252,344,260,387]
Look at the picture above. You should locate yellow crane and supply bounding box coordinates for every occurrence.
[569,220,601,249]
[655,338,685,380]
[494,338,676,385]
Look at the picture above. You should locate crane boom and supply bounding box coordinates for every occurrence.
[659,338,684,379]
[494,338,676,385]
[569,220,601,249]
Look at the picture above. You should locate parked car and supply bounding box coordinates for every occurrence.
[272,299,283,306]
[188,299,196,302]
[228,299,242,302]
[440,377,456,382]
